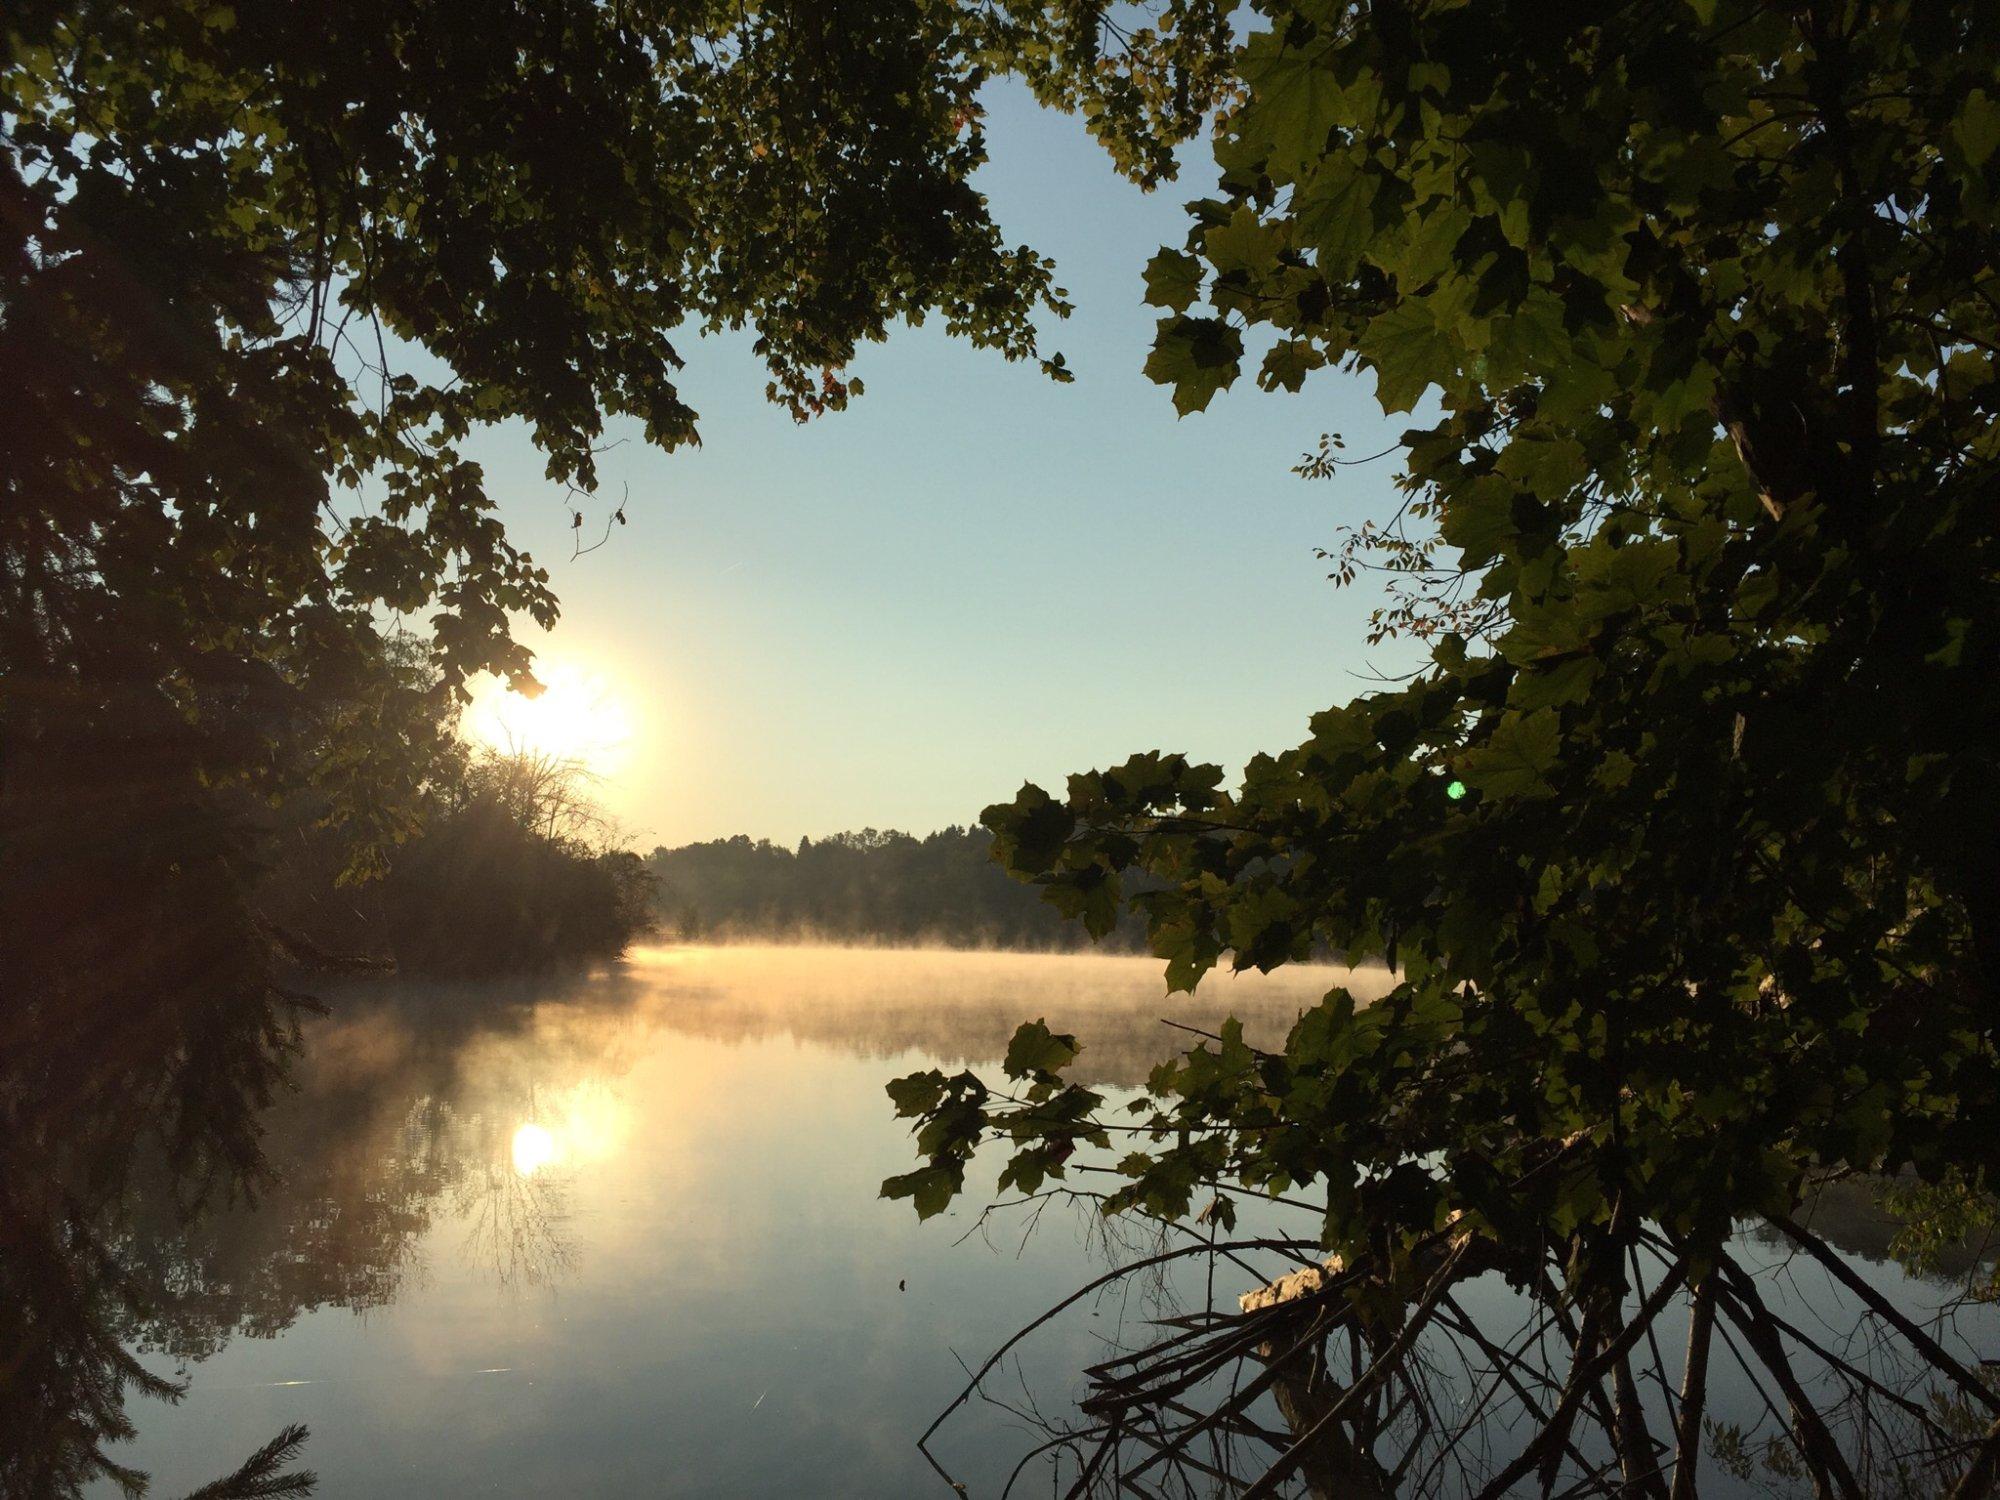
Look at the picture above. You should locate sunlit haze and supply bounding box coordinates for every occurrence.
[465,658,639,778]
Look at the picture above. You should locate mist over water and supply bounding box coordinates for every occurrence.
[88,947,1381,1496]
[86,947,1990,1497]
[621,943,1397,1082]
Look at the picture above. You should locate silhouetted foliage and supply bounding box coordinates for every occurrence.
[225,631,657,976]
[176,1426,315,1500]
[371,794,656,976]
[648,826,1146,950]
[890,2,2000,1494]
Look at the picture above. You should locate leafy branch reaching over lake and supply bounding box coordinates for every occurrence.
[887,1,2000,1493]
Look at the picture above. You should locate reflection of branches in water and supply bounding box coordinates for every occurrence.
[455,1158,577,1291]
[380,1089,580,1292]
[178,1422,317,1499]
[3,960,635,1497]
[924,1192,2000,1498]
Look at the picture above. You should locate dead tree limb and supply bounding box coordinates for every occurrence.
[1467,1258,1690,1500]
[1668,1278,1715,1500]
[1711,1261,1862,1500]
[1948,1415,2000,1500]
[1238,1236,1476,1500]
[1768,1213,2000,1418]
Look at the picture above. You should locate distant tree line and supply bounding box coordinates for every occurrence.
[647,827,1145,951]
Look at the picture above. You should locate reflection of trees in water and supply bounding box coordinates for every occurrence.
[421,1091,580,1292]
[8,948,1991,1496]
[9,947,1318,1494]
[0,815,324,1500]
[0,975,610,1497]
[455,1156,578,1292]
[144,1004,600,1324]
[1756,1174,2000,1288]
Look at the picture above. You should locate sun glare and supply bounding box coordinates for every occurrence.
[510,1121,559,1177]
[505,1078,625,1178]
[465,659,635,774]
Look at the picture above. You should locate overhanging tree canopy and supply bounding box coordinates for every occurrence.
[890,2,2000,1491]
[3,0,1227,836]
[1,0,1239,1150]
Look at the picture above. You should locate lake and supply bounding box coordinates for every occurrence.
[90,945,1383,1496]
[86,945,1995,1497]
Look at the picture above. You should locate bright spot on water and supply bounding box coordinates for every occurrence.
[511,1121,558,1177]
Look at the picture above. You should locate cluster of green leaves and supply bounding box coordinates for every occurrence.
[889,0,2000,1294]
[885,1017,1108,1218]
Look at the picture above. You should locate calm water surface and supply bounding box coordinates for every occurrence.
[96,945,1388,1496]
[93,945,1993,1497]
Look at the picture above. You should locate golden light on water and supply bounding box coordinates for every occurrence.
[466,658,635,774]
[510,1121,559,1176]
[505,1078,627,1178]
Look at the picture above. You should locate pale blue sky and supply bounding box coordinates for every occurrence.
[465,83,1425,848]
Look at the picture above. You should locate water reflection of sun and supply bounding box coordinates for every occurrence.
[511,1121,559,1176]
[465,659,634,775]
[509,1079,626,1178]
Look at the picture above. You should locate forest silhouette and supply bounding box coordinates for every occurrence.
[648,827,1147,951]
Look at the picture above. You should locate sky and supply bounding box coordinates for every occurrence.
[460,83,1427,850]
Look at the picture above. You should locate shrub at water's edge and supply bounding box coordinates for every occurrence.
[263,742,657,980]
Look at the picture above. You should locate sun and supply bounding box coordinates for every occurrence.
[465,658,635,774]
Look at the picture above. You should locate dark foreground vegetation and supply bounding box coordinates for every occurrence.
[257,658,658,980]
[264,752,656,979]
[878,3,2000,1496]
[647,827,1143,950]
